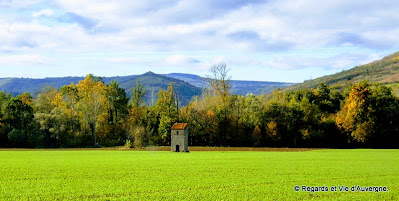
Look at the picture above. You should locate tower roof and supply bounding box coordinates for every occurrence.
[171,123,188,130]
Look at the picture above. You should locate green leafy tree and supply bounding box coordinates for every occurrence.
[33,87,71,147]
[107,80,129,124]
[264,101,304,147]
[99,80,130,146]
[368,84,399,147]
[156,83,178,145]
[60,84,79,142]
[3,94,35,147]
[130,79,146,108]
[0,92,12,147]
[313,83,343,113]
[126,80,149,147]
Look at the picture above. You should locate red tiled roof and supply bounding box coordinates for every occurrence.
[171,123,188,130]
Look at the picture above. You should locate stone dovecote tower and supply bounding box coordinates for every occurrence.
[171,123,189,152]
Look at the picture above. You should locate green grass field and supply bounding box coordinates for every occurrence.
[0,149,397,200]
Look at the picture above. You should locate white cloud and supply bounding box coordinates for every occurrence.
[0,20,92,52]
[104,57,140,63]
[1,0,399,81]
[5,1,399,53]
[225,52,385,71]
[164,54,200,65]
[0,54,48,65]
[0,0,43,8]
[32,9,53,17]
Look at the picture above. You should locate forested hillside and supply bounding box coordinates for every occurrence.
[165,73,294,95]
[120,72,201,106]
[286,51,399,91]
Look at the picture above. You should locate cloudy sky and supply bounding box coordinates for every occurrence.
[1,0,399,82]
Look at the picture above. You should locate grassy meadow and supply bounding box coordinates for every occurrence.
[0,149,397,200]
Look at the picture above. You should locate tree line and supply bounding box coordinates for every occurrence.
[0,65,398,148]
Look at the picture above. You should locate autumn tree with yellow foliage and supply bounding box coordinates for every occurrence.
[336,81,399,147]
[75,74,110,146]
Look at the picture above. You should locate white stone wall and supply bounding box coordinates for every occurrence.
[171,128,189,152]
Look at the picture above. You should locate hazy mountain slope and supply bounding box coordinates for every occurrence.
[0,72,199,105]
[165,73,294,95]
[230,80,294,95]
[165,73,207,88]
[286,51,399,91]
[0,75,139,97]
[119,72,202,106]
[0,77,83,96]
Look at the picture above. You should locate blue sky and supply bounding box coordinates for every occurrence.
[1,0,399,82]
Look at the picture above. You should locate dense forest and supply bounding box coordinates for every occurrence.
[0,64,398,148]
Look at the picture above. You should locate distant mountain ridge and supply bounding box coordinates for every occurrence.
[285,51,399,91]
[164,73,294,95]
[0,72,293,105]
[0,75,138,96]
[119,72,201,106]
